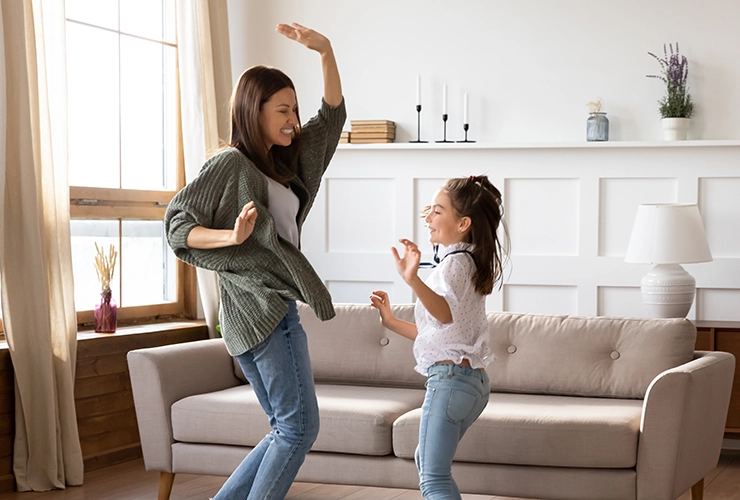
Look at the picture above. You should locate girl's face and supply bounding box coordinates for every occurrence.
[425,189,470,246]
[259,87,298,150]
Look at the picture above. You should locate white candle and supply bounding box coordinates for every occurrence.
[442,84,448,115]
[416,74,421,106]
[463,92,469,124]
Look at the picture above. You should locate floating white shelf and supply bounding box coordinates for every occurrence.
[337,140,740,150]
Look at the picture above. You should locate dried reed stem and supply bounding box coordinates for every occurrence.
[94,243,118,292]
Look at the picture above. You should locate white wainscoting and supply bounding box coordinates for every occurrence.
[301,141,740,321]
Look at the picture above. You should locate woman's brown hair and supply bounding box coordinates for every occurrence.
[228,65,302,184]
[443,175,510,295]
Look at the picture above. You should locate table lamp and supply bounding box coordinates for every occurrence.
[624,203,712,318]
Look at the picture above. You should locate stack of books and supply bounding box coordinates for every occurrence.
[348,120,395,144]
[339,131,350,144]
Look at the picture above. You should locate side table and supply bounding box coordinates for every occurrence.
[695,320,740,439]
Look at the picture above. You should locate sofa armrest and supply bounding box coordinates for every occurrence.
[126,338,242,472]
[637,350,735,500]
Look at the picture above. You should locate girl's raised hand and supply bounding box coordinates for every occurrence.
[391,239,421,284]
[370,290,394,328]
[276,23,331,55]
[232,201,258,245]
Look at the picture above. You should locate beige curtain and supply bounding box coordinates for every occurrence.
[176,0,232,337]
[0,0,83,492]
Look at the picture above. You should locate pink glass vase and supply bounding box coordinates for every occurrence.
[94,289,117,333]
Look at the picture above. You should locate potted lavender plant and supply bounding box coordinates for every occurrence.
[647,43,694,140]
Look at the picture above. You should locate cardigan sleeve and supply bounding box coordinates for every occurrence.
[164,150,243,271]
[297,98,347,193]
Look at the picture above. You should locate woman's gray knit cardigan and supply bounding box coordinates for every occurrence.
[165,99,346,356]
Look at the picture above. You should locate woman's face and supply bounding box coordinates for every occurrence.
[425,189,469,247]
[259,87,298,150]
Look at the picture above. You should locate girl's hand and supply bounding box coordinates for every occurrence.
[370,290,394,328]
[392,239,421,284]
[232,201,258,245]
[276,23,332,55]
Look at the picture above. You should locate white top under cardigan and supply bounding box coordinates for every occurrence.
[413,242,492,375]
[262,173,300,247]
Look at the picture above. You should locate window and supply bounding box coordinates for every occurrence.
[65,0,195,326]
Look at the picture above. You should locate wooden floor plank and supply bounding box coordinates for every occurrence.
[287,483,364,500]
[701,450,740,500]
[340,485,410,500]
[1,451,739,500]
[286,482,324,498]
[387,490,423,500]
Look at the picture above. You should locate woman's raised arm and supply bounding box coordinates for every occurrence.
[276,23,343,107]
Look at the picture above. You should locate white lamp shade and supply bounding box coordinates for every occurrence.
[624,204,713,264]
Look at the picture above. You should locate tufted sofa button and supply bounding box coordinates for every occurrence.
[610,350,620,360]
[507,345,517,354]
[379,337,390,346]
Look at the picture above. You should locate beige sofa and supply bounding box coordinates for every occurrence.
[127,303,735,500]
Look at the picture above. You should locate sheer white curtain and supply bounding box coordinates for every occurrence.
[0,0,83,491]
[176,0,232,337]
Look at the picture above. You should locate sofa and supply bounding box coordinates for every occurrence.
[127,303,735,500]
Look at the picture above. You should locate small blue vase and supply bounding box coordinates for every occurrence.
[586,112,609,141]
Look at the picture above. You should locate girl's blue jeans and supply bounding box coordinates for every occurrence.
[416,362,490,500]
[213,300,319,500]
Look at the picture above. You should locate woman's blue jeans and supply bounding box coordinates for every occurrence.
[416,363,490,500]
[213,300,319,500]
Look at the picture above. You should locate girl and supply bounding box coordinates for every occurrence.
[165,23,345,500]
[370,175,508,499]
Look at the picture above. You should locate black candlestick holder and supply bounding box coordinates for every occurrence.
[457,123,476,143]
[436,114,453,143]
[409,104,427,143]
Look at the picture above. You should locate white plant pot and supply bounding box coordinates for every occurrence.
[662,117,691,141]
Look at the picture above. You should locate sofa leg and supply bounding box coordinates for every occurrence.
[690,477,704,500]
[158,471,176,500]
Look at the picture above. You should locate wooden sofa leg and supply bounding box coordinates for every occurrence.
[690,477,704,500]
[158,472,176,500]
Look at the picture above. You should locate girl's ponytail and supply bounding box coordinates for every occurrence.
[444,175,509,295]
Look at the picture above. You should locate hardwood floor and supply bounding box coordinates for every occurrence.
[1,449,738,500]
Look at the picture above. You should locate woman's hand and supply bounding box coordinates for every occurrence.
[276,23,332,55]
[231,201,258,245]
[185,201,258,250]
[276,22,342,106]
[392,239,421,284]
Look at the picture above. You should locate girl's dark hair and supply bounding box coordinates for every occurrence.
[443,175,510,295]
[228,65,301,184]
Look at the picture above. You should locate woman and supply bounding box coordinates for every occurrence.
[164,23,345,500]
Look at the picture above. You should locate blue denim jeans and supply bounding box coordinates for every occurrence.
[213,300,319,500]
[416,363,490,500]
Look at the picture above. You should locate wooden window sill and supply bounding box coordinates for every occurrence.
[0,319,208,350]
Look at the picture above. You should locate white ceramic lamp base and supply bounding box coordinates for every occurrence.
[640,263,696,318]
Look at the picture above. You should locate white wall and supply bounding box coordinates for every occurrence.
[227,0,740,143]
[225,1,740,320]
[300,142,740,320]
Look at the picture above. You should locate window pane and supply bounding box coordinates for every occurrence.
[70,221,120,311]
[121,221,177,307]
[120,0,176,44]
[66,23,120,188]
[65,0,118,31]
[120,36,177,190]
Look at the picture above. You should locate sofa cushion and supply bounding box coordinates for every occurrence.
[298,302,424,389]
[172,384,426,456]
[486,312,695,398]
[393,393,643,468]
